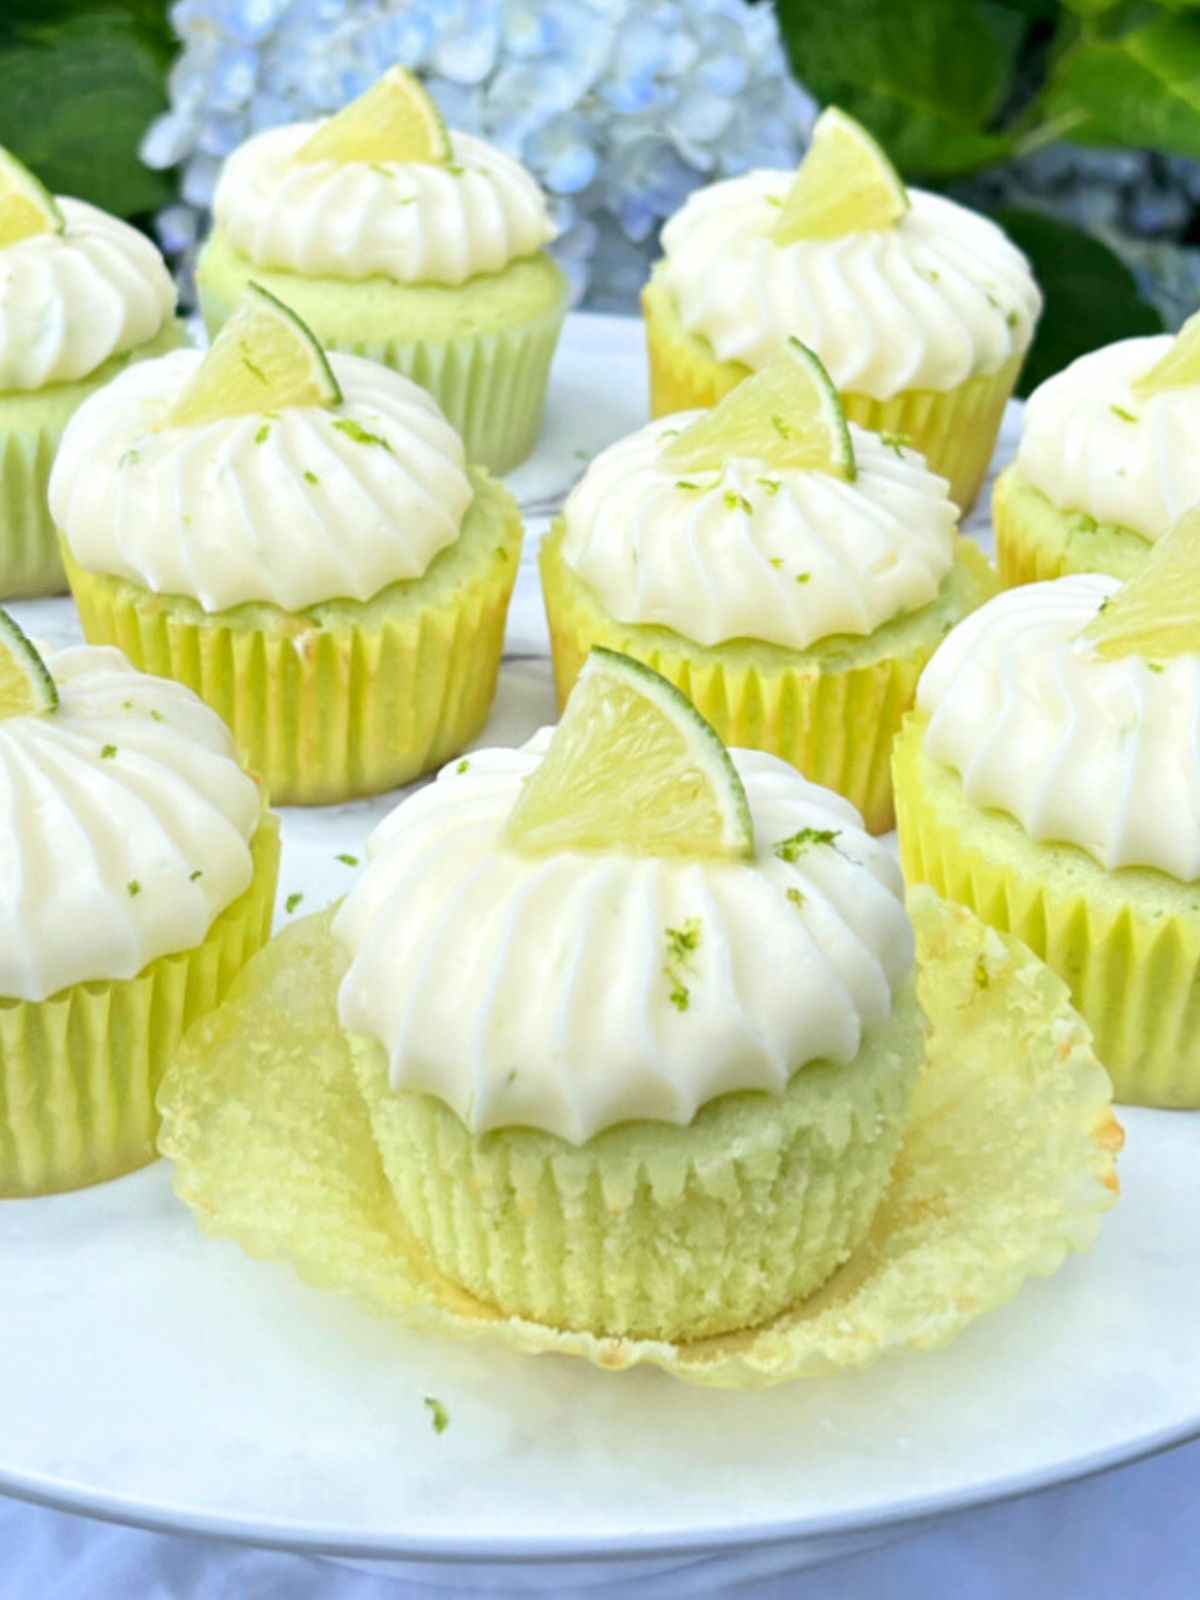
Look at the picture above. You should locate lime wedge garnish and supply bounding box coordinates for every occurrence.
[0,147,65,248]
[772,107,908,245]
[1131,311,1200,400]
[662,338,855,480]
[1083,507,1200,661]
[164,283,342,429]
[0,609,58,720]
[294,65,452,166]
[502,648,754,861]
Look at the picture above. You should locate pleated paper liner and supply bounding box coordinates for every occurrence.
[992,465,1152,588]
[196,238,568,475]
[157,890,1120,1388]
[540,523,998,834]
[0,813,279,1198]
[895,717,1200,1108]
[641,274,1023,514]
[0,320,187,600]
[63,473,524,807]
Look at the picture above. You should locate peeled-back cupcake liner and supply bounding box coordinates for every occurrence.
[0,320,187,600]
[0,814,279,1199]
[992,464,1152,588]
[540,523,998,834]
[641,276,1023,514]
[894,716,1200,1107]
[156,890,1120,1388]
[197,254,567,476]
[63,476,524,807]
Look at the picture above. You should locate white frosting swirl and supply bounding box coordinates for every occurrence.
[561,418,958,649]
[50,349,474,613]
[917,576,1200,880]
[0,643,263,1002]
[1015,335,1200,543]
[0,198,176,391]
[659,181,1040,397]
[212,124,555,285]
[334,737,913,1145]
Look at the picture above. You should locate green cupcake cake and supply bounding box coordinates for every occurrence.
[196,67,568,474]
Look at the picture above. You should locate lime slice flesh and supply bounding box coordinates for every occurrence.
[773,106,908,245]
[662,338,855,479]
[0,609,58,720]
[295,65,451,166]
[1131,310,1200,399]
[0,147,64,248]
[502,648,755,861]
[164,283,342,429]
[1083,507,1200,661]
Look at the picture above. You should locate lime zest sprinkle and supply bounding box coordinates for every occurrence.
[756,476,782,495]
[304,469,319,484]
[723,489,752,514]
[1147,662,1164,673]
[118,447,141,468]
[335,852,359,867]
[424,1397,450,1435]
[149,708,165,723]
[189,869,203,882]
[333,418,393,451]
[254,423,271,444]
[127,880,141,898]
[880,431,911,457]
[786,887,805,908]
[1005,309,1018,329]
[456,758,469,773]
[769,556,783,569]
[285,891,304,914]
[239,344,269,386]
[774,827,840,863]
[675,479,703,492]
[100,744,117,759]
[664,918,702,1013]
[771,413,792,439]
[796,572,811,585]
[1110,404,1137,423]
[447,163,466,177]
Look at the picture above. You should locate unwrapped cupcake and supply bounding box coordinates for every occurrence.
[643,108,1040,512]
[51,285,523,806]
[195,66,567,474]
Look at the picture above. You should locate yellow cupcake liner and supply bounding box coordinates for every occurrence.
[157,890,1120,1388]
[63,480,524,806]
[641,276,1022,514]
[992,464,1151,588]
[1,815,279,1199]
[894,716,1200,1107]
[540,523,998,834]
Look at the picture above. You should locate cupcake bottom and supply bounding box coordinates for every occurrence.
[894,714,1200,1107]
[63,471,523,806]
[541,521,998,834]
[196,230,569,475]
[641,274,1022,514]
[0,813,279,1198]
[992,464,1151,587]
[0,320,186,600]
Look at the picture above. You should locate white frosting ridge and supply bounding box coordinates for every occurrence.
[212,124,555,285]
[660,180,1040,396]
[917,576,1200,879]
[0,198,176,391]
[560,417,959,650]
[1015,335,1200,543]
[334,736,914,1144]
[49,349,474,613]
[0,644,263,1002]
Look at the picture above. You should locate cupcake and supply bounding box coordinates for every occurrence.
[0,616,279,1197]
[539,340,997,833]
[894,514,1200,1106]
[195,67,567,474]
[0,147,182,599]
[643,108,1040,512]
[52,286,524,806]
[993,316,1200,586]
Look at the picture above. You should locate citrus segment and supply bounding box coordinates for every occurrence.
[0,610,58,720]
[0,147,64,248]
[772,107,908,245]
[1083,508,1200,661]
[295,65,451,166]
[1131,310,1200,399]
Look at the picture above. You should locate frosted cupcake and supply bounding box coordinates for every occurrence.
[993,315,1200,586]
[0,617,279,1197]
[643,108,1040,512]
[894,514,1200,1107]
[540,341,996,833]
[52,287,523,806]
[196,67,567,474]
[0,148,181,598]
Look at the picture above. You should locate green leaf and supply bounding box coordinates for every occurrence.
[1050,14,1200,157]
[988,207,1164,395]
[774,0,1014,177]
[0,13,173,220]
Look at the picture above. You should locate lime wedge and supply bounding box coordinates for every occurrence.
[294,65,452,166]
[0,147,65,248]
[772,107,908,245]
[0,609,58,720]
[1131,311,1200,399]
[164,283,342,429]
[662,338,855,480]
[1083,507,1200,661]
[502,649,754,861]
